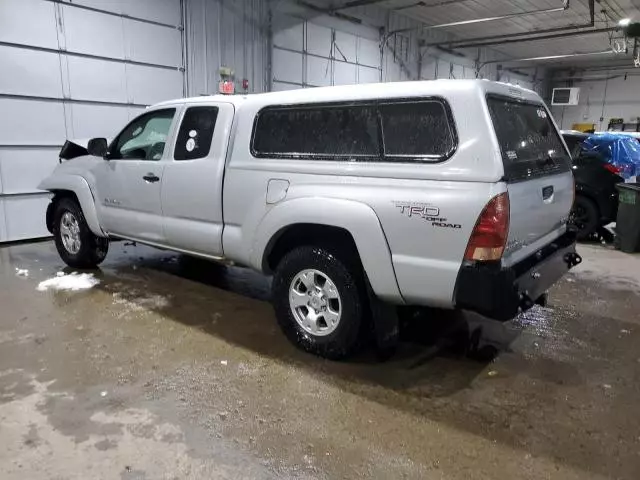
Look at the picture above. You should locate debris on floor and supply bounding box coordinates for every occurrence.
[15,268,29,277]
[36,272,100,292]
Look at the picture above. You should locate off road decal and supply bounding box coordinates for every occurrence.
[394,202,462,229]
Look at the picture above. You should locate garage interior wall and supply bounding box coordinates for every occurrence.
[0,0,185,242]
[185,0,270,95]
[551,72,640,131]
[272,1,541,93]
[0,0,543,243]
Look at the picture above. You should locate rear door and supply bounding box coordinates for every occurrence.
[161,102,234,256]
[487,95,574,265]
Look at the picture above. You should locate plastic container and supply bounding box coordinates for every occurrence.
[615,183,640,253]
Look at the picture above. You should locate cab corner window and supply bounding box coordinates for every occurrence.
[111,109,175,161]
[174,106,219,160]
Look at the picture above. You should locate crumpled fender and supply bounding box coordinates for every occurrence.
[252,197,403,303]
[39,174,106,237]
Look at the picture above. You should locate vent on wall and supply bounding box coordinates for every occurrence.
[552,87,580,106]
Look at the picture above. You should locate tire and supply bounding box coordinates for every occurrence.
[271,245,366,360]
[52,197,109,268]
[570,195,599,240]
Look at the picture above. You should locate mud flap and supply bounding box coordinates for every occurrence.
[366,281,399,360]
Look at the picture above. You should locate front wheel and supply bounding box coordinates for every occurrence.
[52,197,109,268]
[271,246,366,360]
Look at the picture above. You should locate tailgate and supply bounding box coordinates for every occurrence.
[486,95,574,265]
[505,171,573,264]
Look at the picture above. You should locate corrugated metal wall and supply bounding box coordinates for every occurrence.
[183,0,542,98]
[0,0,185,242]
[185,0,270,95]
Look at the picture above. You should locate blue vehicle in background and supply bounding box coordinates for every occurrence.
[582,133,640,180]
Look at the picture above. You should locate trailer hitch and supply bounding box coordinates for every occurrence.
[563,252,582,268]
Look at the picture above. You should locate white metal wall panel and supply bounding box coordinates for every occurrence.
[307,57,332,87]
[357,38,380,68]
[0,0,58,48]
[0,0,185,242]
[272,82,298,92]
[66,57,128,103]
[0,198,6,242]
[437,60,450,79]
[69,104,131,139]
[421,57,437,80]
[306,23,332,57]
[358,66,379,84]
[1,196,51,242]
[0,100,67,145]
[127,65,184,105]
[72,0,181,25]
[0,46,63,98]
[273,16,304,50]
[273,48,303,85]
[452,64,464,80]
[272,13,381,90]
[0,149,60,195]
[334,62,356,85]
[125,20,183,66]
[464,66,477,80]
[62,5,127,59]
[334,32,357,63]
[125,0,182,25]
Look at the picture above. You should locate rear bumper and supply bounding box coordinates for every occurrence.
[454,232,581,321]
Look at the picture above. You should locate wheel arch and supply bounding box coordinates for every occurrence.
[40,175,106,237]
[254,197,403,303]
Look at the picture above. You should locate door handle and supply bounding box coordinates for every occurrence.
[542,185,554,200]
[143,173,160,183]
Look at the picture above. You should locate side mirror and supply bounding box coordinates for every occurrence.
[87,138,108,158]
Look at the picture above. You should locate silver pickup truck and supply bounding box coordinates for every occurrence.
[40,80,582,359]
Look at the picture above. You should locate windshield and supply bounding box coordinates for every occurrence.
[487,95,571,181]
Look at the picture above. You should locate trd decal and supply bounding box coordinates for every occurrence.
[394,202,462,229]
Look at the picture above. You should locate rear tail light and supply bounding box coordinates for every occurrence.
[464,192,510,262]
[604,163,621,174]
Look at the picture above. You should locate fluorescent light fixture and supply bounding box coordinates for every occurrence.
[619,18,631,27]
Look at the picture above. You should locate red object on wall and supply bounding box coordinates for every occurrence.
[242,79,249,91]
[219,81,235,95]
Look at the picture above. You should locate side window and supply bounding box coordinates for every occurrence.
[379,101,455,160]
[174,106,219,160]
[111,109,175,161]
[252,105,379,159]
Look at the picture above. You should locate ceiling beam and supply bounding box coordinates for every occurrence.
[448,26,618,49]
[424,0,596,49]
[329,0,388,11]
[391,2,569,36]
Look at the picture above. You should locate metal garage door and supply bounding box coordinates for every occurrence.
[0,0,185,242]
[272,15,381,91]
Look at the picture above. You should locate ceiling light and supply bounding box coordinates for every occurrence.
[619,18,631,27]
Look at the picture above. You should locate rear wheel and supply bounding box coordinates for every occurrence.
[52,197,108,268]
[570,195,599,240]
[272,245,366,360]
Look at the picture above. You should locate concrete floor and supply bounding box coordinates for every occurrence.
[0,240,639,480]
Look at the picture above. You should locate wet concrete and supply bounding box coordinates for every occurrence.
[0,240,639,479]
